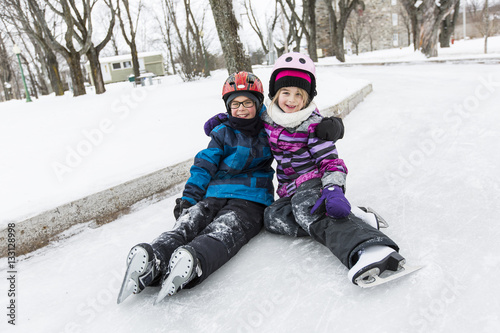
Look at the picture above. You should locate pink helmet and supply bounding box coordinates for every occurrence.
[268,52,317,100]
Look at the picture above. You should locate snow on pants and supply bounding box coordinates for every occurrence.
[264,178,399,269]
[151,197,265,287]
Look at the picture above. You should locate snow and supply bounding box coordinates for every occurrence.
[1,37,500,332]
[0,67,363,225]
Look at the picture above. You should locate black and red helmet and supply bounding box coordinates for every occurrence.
[222,72,264,106]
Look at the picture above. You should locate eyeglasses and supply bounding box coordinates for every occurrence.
[229,100,255,109]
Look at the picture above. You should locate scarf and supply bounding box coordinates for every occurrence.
[228,114,264,137]
[266,99,317,128]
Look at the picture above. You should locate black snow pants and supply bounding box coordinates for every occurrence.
[151,197,265,288]
[264,178,399,268]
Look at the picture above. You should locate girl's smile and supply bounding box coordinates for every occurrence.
[278,87,306,113]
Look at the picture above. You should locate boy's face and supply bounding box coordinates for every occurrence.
[229,95,257,119]
[278,87,305,113]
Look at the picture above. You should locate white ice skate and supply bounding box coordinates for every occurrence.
[154,246,201,304]
[351,206,389,229]
[117,243,160,304]
[348,245,422,288]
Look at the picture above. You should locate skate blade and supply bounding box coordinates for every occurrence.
[117,247,148,304]
[364,207,389,228]
[154,276,176,305]
[356,265,423,288]
[154,249,194,305]
[117,263,141,304]
[117,278,136,304]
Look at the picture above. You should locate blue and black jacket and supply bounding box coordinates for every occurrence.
[182,108,275,207]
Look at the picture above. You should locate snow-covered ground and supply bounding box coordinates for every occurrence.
[320,35,500,65]
[0,64,367,226]
[1,37,500,332]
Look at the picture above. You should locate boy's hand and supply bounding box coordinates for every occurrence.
[310,186,351,218]
[316,117,344,141]
[204,113,228,136]
[174,198,194,219]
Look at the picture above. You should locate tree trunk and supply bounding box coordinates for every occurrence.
[439,16,452,47]
[305,0,318,61]
[208,0,252,74]
[86,45,106,94]
[324,0,340,60]
[335,29,346,62]
[130,43,141,84]
[483,0,489,54]
[420,0,458,58]
[66,53,86,97]
[45,51,65,96]
[439,1,460,48]
[400,0,421,50]
[420,17,441,57]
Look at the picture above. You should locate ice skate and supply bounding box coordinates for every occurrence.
[351,206,389,229]
[117,243,160,304]
[348,245,422,288]
[154,246,202,304]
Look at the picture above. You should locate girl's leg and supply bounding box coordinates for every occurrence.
[185,198,266,287]
[264,196,309,237]
[291,178,399,269]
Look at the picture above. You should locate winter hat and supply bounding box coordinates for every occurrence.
[225,91,261,113]
[273,70,312,97]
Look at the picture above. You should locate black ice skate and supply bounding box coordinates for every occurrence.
[352,206,389,229]
[348,245,422,288]
[117,243,160,304]
[154,246,201,304]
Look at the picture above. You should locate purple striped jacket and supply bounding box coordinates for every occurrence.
[262,108,348,198]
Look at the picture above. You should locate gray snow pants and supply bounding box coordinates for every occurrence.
[152,197,265,287]
[264,178,399,268]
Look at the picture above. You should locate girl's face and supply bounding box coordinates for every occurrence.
[230,95,257,119]
[277,87,306,113]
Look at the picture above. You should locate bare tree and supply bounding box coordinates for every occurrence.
[158,0,208,80]
[208,0,252,74]
[80,0,116,94]
[278,0,319,61]
[28,0,94,96]
[117,0,142,85]
[277,0,304,54]
[155,0,176,74]
[1,0,65,96]
[345,4,367,55]
[399,4,412,47]
[420,0,459,57]
[439,0,460,47]
[107,23,122,55]
[46,0,116,94]
[400,0,459,57]
[469,0,499,53]
[322,0,361,62]
[184,0,209,76]
[243,0,270,55]
[0,32,15,101]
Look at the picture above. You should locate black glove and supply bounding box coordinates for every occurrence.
[316,117,345,141]
[173,198,194,219]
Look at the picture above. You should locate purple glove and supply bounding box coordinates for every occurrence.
[310,186,351,218]
[204,113,228,136]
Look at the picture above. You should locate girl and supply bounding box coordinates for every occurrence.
[262,52,410,287]
[117,72,274,304]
